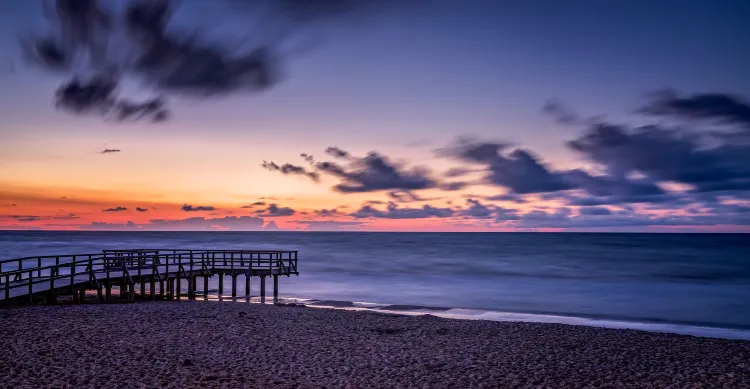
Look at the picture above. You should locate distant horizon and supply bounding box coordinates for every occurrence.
[1,229,748,234]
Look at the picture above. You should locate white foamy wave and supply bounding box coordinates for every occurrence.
[429,308,750,340]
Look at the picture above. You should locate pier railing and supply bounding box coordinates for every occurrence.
[0,249,298,305]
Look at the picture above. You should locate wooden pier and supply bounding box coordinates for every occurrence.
[0,249,299,306]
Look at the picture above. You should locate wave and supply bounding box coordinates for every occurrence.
[299,298,750,341]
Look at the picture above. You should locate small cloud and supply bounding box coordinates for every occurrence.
[100,149,121,154]
[264,221,280,230]
[135,207,148,212]
[181,204,217,212]
[102,206,128,212]
[241,201,266,208]
[325,146,351,159]
[257,203,295,217]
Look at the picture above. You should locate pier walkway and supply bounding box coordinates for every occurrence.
[0,249,299,306]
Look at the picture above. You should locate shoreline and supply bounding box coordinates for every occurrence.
[2,301,749,388]
[200,294,750,341]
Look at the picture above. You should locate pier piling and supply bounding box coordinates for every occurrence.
[260,276,266,303]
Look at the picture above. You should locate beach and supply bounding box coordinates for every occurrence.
[1,302,749,389]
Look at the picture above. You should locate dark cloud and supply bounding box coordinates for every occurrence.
[181,204,217,212]
[4,213,81,222]
[24,0,409,122]
[264,221,280,230]
[262,161,320,181]
[55,77,168,122]
[135,207,148,212]
[350,201,454,219]
[301,153,315,164]
[241,201,267,208]
[462,199,492,219]
[442,167,475,178]
[256,203,295,217]
[325,146,351,159]
[6,215,41,222]
[568,123,750,193]
[444,141,572,194]
[314,208,340,217]
[484,193,528,204]
[267,147,443,194]
[542,99,580,125]
[319,151,437,193]
[579,206,612,216]
[100,148,121,154]
[638,89,750,127]
[509,207,750,229]
[102,206,128,212]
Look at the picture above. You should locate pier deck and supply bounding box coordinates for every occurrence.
[0,249,298,306]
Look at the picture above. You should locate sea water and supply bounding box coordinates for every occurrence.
[1,231,749,339]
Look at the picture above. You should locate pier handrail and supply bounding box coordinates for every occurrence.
[0,249,299,305]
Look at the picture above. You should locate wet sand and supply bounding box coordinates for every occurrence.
[1,301,749,388]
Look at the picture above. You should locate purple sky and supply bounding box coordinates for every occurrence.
[1,0,749,232]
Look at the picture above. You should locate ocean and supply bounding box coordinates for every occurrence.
[2,231,749,339]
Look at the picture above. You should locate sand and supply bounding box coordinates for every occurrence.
[1,302,749,389]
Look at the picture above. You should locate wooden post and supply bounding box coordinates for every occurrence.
[260,276,266,303]
[203,276,209,299]
[188,276,195,300]
[150,279,155,299]
[218,274,224,296]
[128,284,135,301]
[48,272,56,305]
[140,282,145,298]
[168,279,175,300]
[245,275,250,297]
[273,275,279,302]
[106,283,112,303]
[231,276,237,298]
[176,276,181,300]
[97,287,104,303]
[78,289,86,303]
[119,284,127,298]
[160,280,165,298]
[28,271,33,305]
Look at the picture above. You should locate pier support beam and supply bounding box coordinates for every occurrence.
[160,280,165,298]
[128,284,135,301]
[273,275,279,302]
[140,282,145,298]
[260,276,266,303]
[218,274,224,297]
[203,276,209,299]
[168,280,174,300]
[231,276,237,298]
[119,285,126,299]
[78,288,86,303]
[188,276,195,300]
[150,279,155,299]
[105,284,112,303]
[245,275,250,297]
[176,277,181,300]
[97,287,104,303]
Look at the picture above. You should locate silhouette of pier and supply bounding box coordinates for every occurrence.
[0,249,299,306]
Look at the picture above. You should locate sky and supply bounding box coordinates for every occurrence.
[1,0,749,232]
